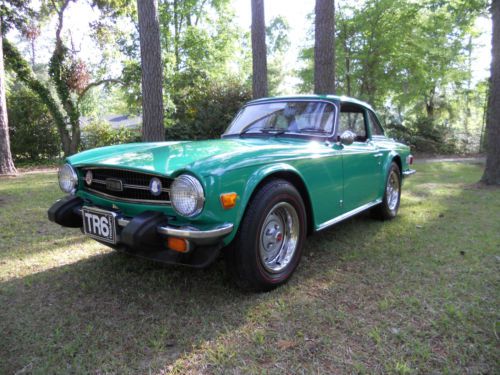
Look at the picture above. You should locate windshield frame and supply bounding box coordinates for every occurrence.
[222,99,339,141]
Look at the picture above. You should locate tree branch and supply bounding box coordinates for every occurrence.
[55,0,71,49]
[78,78,124,102]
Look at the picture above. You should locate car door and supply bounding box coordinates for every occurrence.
[338,103,384,213]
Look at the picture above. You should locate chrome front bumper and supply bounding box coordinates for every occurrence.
[116,216,234,245]
[403,169,416,177]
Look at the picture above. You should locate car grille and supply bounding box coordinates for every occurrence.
[78,167,172,205]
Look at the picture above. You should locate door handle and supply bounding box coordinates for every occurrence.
[374,153,383,158]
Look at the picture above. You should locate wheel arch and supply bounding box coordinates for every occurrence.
[392,154,402,175]
[384,151,402,177]
[376,152,402,199]
[239,164,315,236]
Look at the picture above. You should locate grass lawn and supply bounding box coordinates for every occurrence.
[0,162,498,374]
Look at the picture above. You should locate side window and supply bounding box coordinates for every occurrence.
[367,111,384,136]
[339,104,367,141]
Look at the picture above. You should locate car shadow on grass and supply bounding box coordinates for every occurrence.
[0,243,277,373]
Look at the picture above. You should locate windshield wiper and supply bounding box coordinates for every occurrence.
[299,127,329,134]
[239,109,282,136]
[260,129,287,136]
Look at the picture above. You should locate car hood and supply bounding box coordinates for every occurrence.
[68,137,330,176]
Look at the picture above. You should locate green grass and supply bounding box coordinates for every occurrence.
[0,162,498,374]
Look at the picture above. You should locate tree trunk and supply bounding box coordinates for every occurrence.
[0,21,17,175]
[251,0,268,99]
[173,0,180,71]
[425,86,436,119]
[30,37,36,69]
[137,0,165,142]
[481,0,500,185]
[314,0,335,95]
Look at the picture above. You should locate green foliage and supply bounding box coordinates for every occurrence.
[120,60,142,114]
[48,43,80,126]
[114,0,249,122]
[166,80,251,140]
[158,0,244,81]
[266,16,291,95]
[266,16,290,55]
[385,117,457,154]
[3,38,68,137]
[80,120,140,150]
[0,0,35,32]
[298,0,489,154]
[7,85,61,161]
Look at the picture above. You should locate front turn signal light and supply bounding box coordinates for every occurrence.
[220,192,238,209]
[167,237,189,253]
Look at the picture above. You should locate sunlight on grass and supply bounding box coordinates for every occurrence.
[0,238,110,282]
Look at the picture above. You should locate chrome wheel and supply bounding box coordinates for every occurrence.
[386,170,400,211]
[259,202,299,273]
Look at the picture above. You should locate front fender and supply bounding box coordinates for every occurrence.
[227,163,308,241]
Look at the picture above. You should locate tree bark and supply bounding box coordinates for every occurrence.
[481,0,500,185]
[30,37,36,69]
[340,19,352,97]
[314,0,335,95]
[137,0,165,142]
[0,21,17,175]
[251,0,268,99]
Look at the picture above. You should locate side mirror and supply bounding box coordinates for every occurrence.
[339,130,356,146]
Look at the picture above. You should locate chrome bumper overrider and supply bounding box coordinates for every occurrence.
[403,169,416,177]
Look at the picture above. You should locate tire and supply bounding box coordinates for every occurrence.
[225,179,307,292]
[373,162,401,220]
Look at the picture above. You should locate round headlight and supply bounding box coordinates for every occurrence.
[170,174,205,217]
[58,164,78,194]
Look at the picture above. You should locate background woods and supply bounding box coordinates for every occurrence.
[0,0,496,181]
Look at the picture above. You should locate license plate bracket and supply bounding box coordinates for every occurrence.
[82,206,117,244]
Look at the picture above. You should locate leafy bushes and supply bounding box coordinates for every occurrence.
[80,120,140,150]
[166,80,251,140]
[8,86,61,161]
[385,117,458,154]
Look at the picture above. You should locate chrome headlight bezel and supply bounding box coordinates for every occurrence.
[170,174,205,217]
[58,163,78,194]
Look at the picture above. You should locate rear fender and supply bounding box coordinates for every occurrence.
[379,151,401,195]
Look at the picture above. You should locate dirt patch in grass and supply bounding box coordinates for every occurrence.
[0,162,498,374]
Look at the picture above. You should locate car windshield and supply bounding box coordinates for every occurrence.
[224,101,335,137]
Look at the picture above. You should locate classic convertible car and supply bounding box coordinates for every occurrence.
[48,95,415,291]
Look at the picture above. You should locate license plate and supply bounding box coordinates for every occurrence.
[82,207,117,244]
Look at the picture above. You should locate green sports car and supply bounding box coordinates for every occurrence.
[48,95,415,291]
